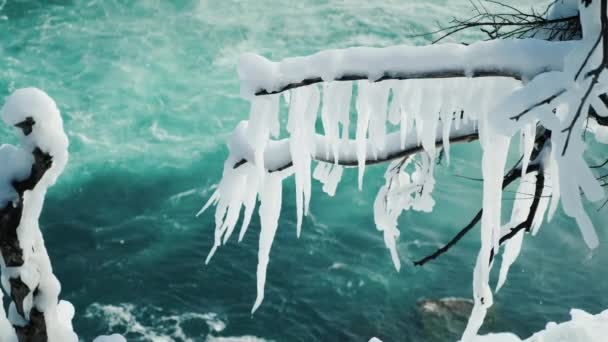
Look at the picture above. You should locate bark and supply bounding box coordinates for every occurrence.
[0,118,52,342]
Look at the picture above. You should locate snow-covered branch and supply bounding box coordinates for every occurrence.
[0,88,77,342]
[232,118,478,173]
[240,39,576,97]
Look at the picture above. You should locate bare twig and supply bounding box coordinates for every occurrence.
[510,89,567,121]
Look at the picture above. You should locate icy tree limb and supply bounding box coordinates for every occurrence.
[1,146,52,340]
[239,40,577,97]
[233,120,479,172]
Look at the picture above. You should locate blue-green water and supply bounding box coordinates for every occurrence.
[1,1,607,341]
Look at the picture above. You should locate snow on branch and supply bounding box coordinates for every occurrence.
[232,117,479,173]
[0,89,75,342]
[239,39,576,97]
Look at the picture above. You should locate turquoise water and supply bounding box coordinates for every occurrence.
[1,1,608,341]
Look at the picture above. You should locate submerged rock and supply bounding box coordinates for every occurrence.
[418,297,486,341]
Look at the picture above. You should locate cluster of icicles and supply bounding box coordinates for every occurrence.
[202,45,607,341]
[200,77,519,308]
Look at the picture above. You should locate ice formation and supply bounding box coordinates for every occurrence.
[203,76,521,315]
[203,1,608,341]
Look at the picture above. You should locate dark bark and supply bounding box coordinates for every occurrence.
[0,139,52,341]
[14,309,47,342]
[255,69,531,96]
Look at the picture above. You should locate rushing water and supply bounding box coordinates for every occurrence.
[1,1,607,341]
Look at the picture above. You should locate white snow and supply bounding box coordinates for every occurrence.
[1,88,76,341]
[252,173,283,314]
[496,172,538,292]
[0,144,33,208]
[238,40,576,98]
[472,309,608,342]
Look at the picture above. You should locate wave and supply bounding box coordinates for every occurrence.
[85,303,270,342]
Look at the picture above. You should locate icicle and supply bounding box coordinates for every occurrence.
[547,148,561,221]
[496,172,537,292]
[531,171,552,236]
[549,101,603,249]
[288,85,319,237]
[246,95,279,177]
[373,186,401,271]
[252,173,283,314]
[399,82,418,149]
[0,286,17,341]
[313,162,343,197]
[324,164,343,196]
[462,115,511,342]
[419,80,441,159]
[355,81,372,190]
[387,81,404,126]
[440,109,452,165]
[367,82,391,158]
[238,167,260,242]
[520,121,537,176]
[282,90,291,106]
[197,189,220,217]
[205,165,249,264]
[321,83,340,160]
[439,80,458,164]
[338,83,352,144]
[496,230,524,292]
[322,82,352,163]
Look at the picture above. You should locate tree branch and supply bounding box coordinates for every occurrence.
[414,128,550,266]
[241,40,575,97]
[0,147,52,341]
[232,120,479,173]
[413,161,541,266]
